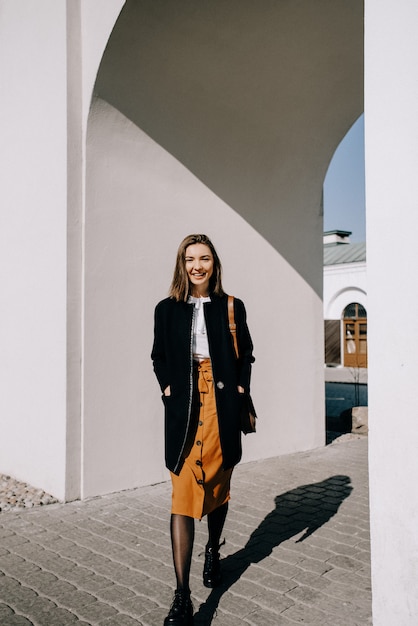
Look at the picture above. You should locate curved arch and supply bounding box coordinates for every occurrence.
[84,0,364,495]
[94,0,364,294]
[80,1,125,132]
[323,114,365,241]
[326,286,367,320]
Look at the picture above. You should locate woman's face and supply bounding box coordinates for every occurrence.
[185,243,214,295]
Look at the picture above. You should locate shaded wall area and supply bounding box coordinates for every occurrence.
[95,0,364,295]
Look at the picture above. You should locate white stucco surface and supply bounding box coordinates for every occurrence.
[366,0,418,623]
[0,0,126,501]
[0,1,68,498]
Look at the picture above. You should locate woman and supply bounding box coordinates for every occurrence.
[151,234,255,626]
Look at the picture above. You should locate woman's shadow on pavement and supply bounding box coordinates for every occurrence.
[194,474,352,625]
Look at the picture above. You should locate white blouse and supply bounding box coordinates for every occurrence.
[188,295,211,361]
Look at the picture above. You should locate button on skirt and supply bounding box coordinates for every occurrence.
[170,359,233,520]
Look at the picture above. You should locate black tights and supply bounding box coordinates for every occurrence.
[170,502,228,591]
[207,501,228,549]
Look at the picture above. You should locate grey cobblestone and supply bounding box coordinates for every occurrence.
[0,615,34,626]
[281,602,330,624]
[71,601,118,623]
[99,615,144,625]
[245,608,294,625]
[248,589,294,613]
[207,614,246,626]
[0,438,371,625]
[0,604,15,619]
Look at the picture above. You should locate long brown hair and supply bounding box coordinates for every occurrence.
[169,234,224,302]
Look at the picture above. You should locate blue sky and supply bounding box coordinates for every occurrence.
[323,114,365,243]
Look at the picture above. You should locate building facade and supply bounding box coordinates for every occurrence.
[323,231,367,368]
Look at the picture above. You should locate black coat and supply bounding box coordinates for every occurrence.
[151,293,254,474]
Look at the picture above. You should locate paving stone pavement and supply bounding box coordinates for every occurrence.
[0,437,371,625]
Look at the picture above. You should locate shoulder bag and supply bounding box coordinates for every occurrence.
[228,295,257,434]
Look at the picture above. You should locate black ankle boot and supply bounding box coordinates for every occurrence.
[203,545,221,588]
[164,590,193,625]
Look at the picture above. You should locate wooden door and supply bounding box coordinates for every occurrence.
[343,303,367,368]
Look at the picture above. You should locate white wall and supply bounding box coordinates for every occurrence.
[0,0,126,500]
[83,97,325,496]
[0,1,68,498]
[366,0,418,623]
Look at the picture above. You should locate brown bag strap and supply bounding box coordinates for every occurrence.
[228,295,239,359]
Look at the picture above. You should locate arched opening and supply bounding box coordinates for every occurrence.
[323,112,366,371]
[83,0,364,496]
[323,114,365,243]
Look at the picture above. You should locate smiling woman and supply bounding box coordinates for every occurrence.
[151,233,255,625]
[168,234,224,303]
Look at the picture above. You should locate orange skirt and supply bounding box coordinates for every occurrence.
[170,359,233,520]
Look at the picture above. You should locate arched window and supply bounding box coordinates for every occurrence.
[343,303,367,367]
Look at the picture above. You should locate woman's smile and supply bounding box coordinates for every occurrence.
[185,243,214,296]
